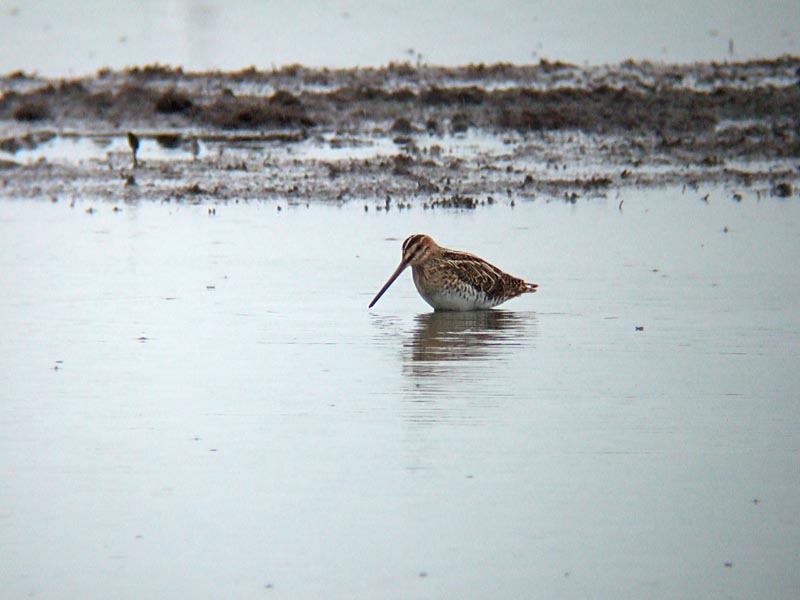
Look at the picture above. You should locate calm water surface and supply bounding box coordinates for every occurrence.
[1,189,799,598]
[1,0,799,76]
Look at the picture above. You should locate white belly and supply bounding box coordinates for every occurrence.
[413,276,498,311]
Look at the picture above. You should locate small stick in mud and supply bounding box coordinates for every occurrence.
[127,131,140,168]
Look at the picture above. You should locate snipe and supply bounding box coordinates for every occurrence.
[369,234,538,311]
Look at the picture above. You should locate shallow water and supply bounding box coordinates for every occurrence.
[1,0,799,76]
[1,189,799,598]
[5,133,200,166]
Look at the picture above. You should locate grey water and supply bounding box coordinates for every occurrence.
[1,0,799,77]
[1,188,799,598]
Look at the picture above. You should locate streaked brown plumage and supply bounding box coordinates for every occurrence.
[369,234,538,311]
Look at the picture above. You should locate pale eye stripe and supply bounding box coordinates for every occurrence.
[403,234,422,254]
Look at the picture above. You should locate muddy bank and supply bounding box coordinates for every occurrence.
[1,57,798,203]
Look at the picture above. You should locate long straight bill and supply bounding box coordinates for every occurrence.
[368,260,409,308]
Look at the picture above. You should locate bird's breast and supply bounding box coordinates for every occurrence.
[412,267,498,311]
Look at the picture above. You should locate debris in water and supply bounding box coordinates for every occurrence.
[772,182,792,197]
[127,131,139,168]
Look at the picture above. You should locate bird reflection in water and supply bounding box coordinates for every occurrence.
[395,311,537,470]
[404,310,537,378]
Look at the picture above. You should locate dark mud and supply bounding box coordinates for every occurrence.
[1,57,799,203]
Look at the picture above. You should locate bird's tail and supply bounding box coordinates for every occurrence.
[524,282,539,294]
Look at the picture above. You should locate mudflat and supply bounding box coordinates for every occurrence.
[1,57,798,202]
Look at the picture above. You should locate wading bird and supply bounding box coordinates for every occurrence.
[369,234,538,311]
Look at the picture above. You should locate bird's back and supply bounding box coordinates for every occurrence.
[413,249,536,310]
